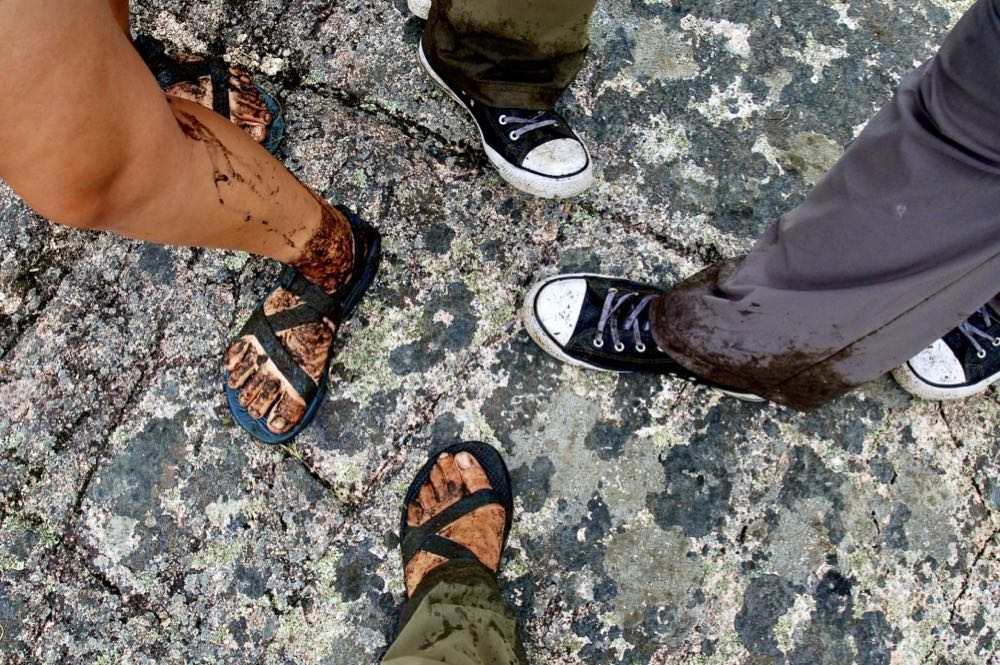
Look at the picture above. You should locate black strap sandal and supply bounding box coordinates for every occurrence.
[224,206,380,444]
[133,34,286,155]
[400,442,514,577]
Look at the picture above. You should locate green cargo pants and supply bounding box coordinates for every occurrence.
[423,0,599,109]
[382,561,528,665]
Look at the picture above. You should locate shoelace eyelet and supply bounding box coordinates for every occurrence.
[614,342,625,353]
[498,115,507,125]
[993,337,1000,347]
[593,337,604,348]
[509,131,521,141]
[608,287,618,294]
[978,349,988,359]
[636,343,647,353]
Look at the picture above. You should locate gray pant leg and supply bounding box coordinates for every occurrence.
[649,0,1000,411]
[382,561,528,665]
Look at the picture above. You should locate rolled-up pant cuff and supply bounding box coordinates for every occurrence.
[383,560,528,665]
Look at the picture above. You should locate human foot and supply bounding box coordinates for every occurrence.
[523,273,765,400]
[224,205,381,440]
[133,35,283,151]
[892,302,1000,400]
[417,42,593,199]
[224,287,334,434]
[401,445,512,597]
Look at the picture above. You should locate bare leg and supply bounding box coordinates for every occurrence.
[0,0,355,433]
[107,0,129,35]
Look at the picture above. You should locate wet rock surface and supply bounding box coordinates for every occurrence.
[1,0,998,663]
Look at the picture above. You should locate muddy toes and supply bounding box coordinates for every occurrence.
[403,451,507,596]
[267,392,306,435]
[227,340,263,388]
[247,378,281,419]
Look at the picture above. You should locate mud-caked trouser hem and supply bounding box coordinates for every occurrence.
[648,0,1000,412]
[422,0,597,109]
[382,560,528,665]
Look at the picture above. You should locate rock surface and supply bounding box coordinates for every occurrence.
[1,0,997,663]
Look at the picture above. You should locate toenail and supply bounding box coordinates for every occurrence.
[456,453,473,469]
[271,417,287,429]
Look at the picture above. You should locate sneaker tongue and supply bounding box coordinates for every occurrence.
[577,283,654,343]
[573,282,609,335]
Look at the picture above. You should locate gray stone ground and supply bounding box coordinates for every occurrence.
[1,0,998,663]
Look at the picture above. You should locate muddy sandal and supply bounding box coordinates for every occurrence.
[400,442,514,573]
[133,34,286,155]
[224,207,381,444]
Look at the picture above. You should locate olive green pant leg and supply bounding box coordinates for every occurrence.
[423,0,598,109]
[382,561,528,665]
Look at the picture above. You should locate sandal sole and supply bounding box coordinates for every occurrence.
[257,85,287,155]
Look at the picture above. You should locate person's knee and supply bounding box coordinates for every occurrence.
[10,131,170,232]
[19,163,129,231]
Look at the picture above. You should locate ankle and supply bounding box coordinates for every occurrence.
[291,198,356,293]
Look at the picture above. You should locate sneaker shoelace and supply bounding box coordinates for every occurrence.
[594,289,657,353]
[497,112,558,141]
[959,306,1000,359]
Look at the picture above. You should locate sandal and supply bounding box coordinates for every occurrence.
[400,442,514,577]
[133,34,286,155]
[224,207,381,444]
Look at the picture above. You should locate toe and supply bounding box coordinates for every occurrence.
[228,347,261,389]
[429,463,449,502]
[225,338,250,370]
[236,120,267,143]
[247,378,281,419]
[266,392,305,434]
[417,485,437,519]
[407,501,424,527]
[455,452,491,493]
[238,370,267,407]
[437,454,463,499]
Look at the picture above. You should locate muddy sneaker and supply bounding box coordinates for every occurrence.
[522,273,763,400]
[418,43,593,199]
[408,0,431,19]
[892,303,1000,400]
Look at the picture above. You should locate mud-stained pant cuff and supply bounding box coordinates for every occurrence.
[647,260,857,412]
[384,560,528,665]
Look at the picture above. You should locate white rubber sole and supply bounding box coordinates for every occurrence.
[891,363,998,401]
[522,274,765,402]
[418,43,594,199]
[407,0,430,19]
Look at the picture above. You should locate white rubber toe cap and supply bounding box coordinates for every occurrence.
[907,339,966,386]
[522,138,588,177]
[408,0,430,19]
[534,278,587,346]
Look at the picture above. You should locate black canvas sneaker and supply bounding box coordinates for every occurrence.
[418,43,594,199]
[892,303,1000,400]
[522,273,764,401]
